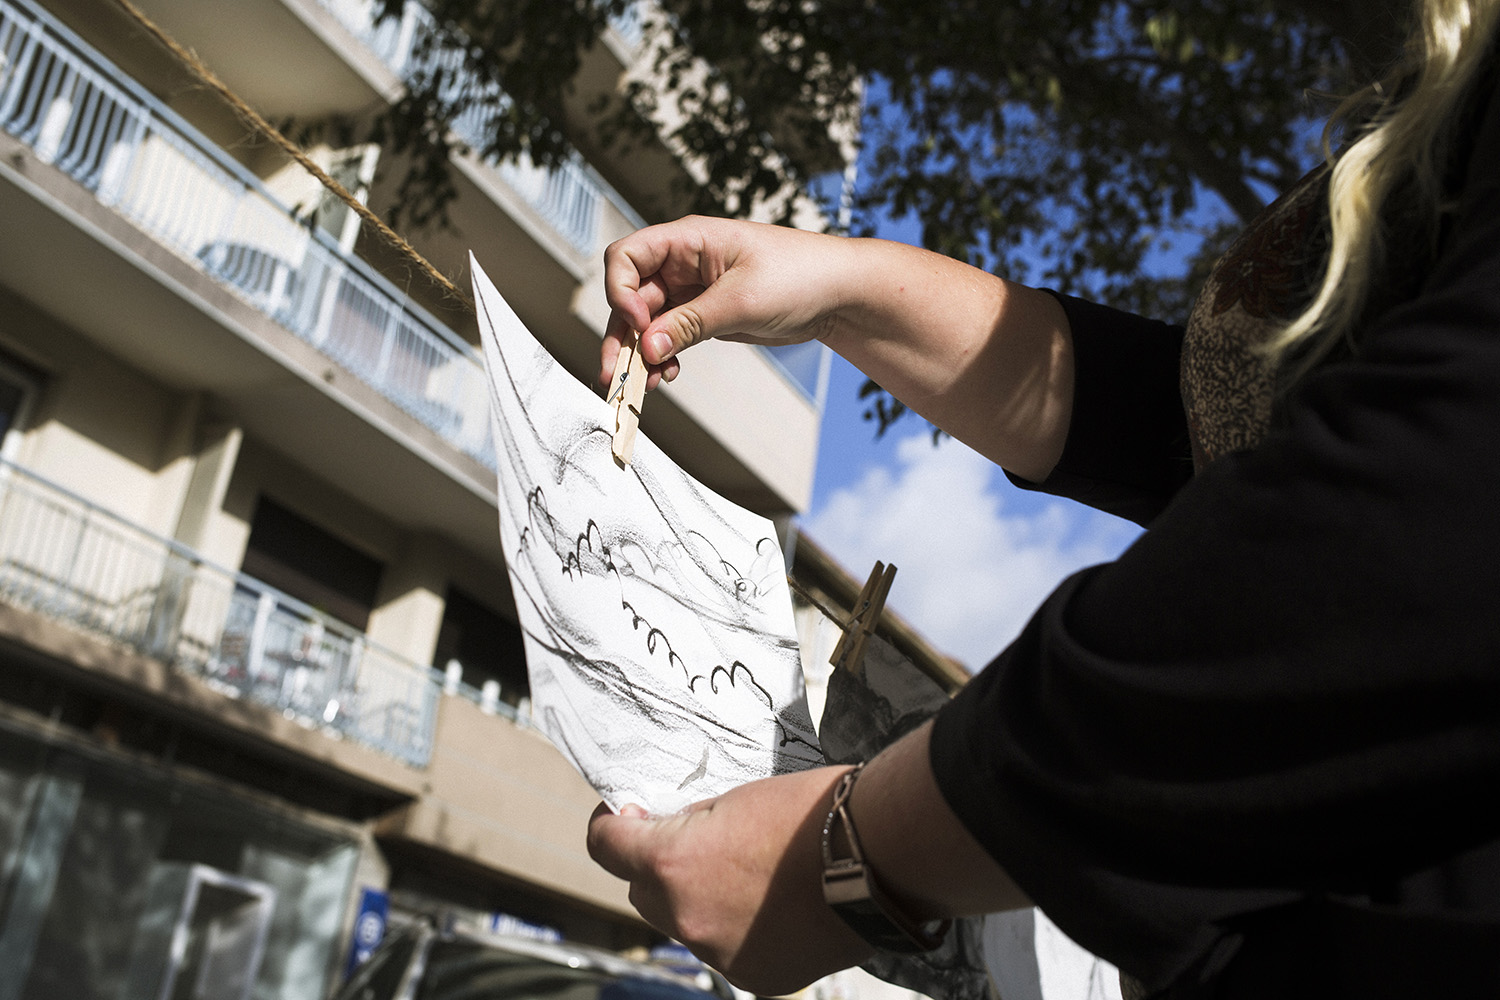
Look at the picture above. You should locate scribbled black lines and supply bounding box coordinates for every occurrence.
[683,530,782,602]
[521,486,619,583]
[619,594,779,710]
[620,596,692,686]
[521,479,783,719]
[524,470,776,626]
[774,710,821,755]
[687,530,752,596]
[689,661,773,706]
[628,458,784,606]
[565,520,609,580]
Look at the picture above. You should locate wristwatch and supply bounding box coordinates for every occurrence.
[821,763,952,953]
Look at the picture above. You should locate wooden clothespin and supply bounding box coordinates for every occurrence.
[829,561,896,679]
[607,329,649,467]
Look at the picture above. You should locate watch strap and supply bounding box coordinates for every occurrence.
[821,764,951,953]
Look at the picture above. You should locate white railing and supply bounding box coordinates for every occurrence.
[318,0,649,251]
[0,458,441,767]
[317,0,829,406]
[0,0,497,471]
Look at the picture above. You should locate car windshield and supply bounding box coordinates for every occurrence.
[417,942,717,1000]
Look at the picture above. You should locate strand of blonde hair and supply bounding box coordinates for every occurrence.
[1267,0,1500,365]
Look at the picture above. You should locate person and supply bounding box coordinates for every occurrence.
[586,0,1500,994]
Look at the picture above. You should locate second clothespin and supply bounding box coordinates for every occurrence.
[830,560,896,679]
[608,329,649,467]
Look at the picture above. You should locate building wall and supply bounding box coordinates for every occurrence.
[0,0,842,995]
[0,290,187,538]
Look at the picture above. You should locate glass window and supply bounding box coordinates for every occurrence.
[432,588,528,708]
[240,497,384,631]
[337,926,422,1000]
[0,353,42,461]
[0,729,358,1000]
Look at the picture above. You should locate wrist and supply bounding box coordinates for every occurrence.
[809,236,883,349]
[848,721,1032,921]
[821,762,952,952]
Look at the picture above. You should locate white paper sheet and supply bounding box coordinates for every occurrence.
[472,257,823,814]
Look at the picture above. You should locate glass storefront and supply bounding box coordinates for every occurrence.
[0,727,358,1000]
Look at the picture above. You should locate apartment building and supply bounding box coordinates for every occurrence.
[0,1,841,996]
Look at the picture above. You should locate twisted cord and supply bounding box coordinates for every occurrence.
[110,0,473,311]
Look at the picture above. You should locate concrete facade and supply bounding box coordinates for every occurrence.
[0,1,833,996]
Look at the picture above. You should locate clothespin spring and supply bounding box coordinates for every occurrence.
[608,329,649,467]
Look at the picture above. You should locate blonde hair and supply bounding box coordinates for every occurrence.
[1266,0,1500,366]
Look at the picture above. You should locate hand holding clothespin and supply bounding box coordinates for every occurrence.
[830,561,896,679]
[607,329,649,466]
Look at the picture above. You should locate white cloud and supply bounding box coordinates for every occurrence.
[803,434,1139,671]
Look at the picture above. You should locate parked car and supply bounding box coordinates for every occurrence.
[333,922,737,1000]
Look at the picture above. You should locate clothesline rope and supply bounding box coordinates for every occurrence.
[109,0,473,312]
[105,0,873,629]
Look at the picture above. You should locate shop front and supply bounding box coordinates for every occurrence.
[0,722,360,1000]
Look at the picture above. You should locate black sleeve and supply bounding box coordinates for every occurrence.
[1005,295,1192,527]
[930,75,1500,990]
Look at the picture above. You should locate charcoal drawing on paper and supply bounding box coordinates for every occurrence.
[471,256,822,815]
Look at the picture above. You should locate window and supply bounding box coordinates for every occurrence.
[240,497,383,631]
[432,588,528,708]
[314,146,379,254]
[0,353,43,461]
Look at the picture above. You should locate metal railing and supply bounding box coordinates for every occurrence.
[0,0,497,471]
[318,0,650,252]
[0,458,441,767]
[317,0,828,406]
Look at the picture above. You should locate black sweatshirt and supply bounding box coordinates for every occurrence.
[929,67,1500,998]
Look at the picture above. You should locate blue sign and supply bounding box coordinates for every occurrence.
[345,887,389,978]
[651,942,704,972]
[488,911,562,942]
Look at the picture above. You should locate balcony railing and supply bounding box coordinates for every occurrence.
[0,0,496,471]
[0,458,442,767]
[317,0,829,406]
[318,0,648,254]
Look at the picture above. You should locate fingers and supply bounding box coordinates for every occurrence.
[602,236,665,337]
[603,219,727,367]
[586,800,654,882]
[586,801,683,939]
[601,264,682,390]
[598,323,624,389]
[600,313,683,392]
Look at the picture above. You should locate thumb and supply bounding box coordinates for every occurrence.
[640,274,758,366]
[587,801,656,881]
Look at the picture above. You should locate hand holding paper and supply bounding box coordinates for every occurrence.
[472,256,823,816]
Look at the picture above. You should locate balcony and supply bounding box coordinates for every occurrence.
[0,457,442,766]
[316,0,830,408]
[316,0,645,257]
[0,0,495,471]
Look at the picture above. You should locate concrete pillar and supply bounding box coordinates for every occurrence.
[172,415,244,559]
[365,537,447,669]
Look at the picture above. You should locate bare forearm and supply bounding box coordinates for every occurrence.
[852,720,1030,921]
[820,239,1074,482]
[602,220,1074,482]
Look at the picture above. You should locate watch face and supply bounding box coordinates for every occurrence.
[832,897,932,953]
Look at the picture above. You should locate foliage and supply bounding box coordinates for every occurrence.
[367,0,1410,432]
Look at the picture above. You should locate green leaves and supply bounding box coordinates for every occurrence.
[356,0,1403,435]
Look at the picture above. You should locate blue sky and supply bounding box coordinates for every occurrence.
[792,85,1253,670]
[801,352,1141,671]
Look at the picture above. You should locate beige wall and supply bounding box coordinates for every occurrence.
[0,289,203,539]
[378,695,636,920]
